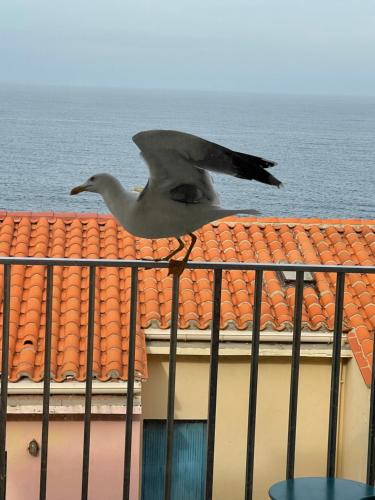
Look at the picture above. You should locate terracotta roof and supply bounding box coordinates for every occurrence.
[0,212,147,382]
[0,212,374,384]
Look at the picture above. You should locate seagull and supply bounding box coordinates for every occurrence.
[70,130,281,276]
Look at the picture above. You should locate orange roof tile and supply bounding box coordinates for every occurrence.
[0,212,374,384]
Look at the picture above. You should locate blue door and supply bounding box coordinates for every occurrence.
[141,420,206,500]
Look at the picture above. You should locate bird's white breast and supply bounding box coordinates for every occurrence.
[123,192,219,239]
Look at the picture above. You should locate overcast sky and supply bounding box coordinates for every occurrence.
[1,0,374,95]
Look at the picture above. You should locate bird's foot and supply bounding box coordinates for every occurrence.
[138,257,162,272]
[168,259,187,277]
[139,258,162,262]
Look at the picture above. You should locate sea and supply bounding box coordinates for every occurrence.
[0,83,374,219]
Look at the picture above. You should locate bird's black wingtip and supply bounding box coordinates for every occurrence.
[268,176,283,188]
[260,157,277,169]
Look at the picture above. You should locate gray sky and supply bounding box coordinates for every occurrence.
[1,0,374,95]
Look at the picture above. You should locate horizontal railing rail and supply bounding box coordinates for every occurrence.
[0,256,374,273]
[0,257,374,500]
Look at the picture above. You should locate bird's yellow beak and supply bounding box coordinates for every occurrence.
[70,185,86,195]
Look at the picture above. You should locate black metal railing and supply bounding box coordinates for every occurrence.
[0,257,375,500]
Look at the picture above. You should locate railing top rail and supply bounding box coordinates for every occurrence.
[0,256,374,274]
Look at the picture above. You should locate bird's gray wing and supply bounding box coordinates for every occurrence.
[133,132,219,204]
[132,130,282,197]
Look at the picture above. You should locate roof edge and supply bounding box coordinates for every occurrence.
[145,328,338,343]
[7,380,142,394]
[0,210,374,227]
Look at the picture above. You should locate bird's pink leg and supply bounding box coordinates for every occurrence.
[140,237,185,270]
[160,237,185,261]
[168,233,197,277]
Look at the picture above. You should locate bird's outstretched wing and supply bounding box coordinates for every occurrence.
[132,130,281,205]
[133,131,218,204]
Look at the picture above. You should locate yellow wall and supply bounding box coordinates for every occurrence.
[339,357,370,482]
[142,354,335,500]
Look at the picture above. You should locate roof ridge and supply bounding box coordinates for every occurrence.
[216,216,375,227]
[0,210,113,221]
[1,211,374,226]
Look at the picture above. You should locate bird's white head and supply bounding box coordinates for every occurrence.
[70,173,118,196]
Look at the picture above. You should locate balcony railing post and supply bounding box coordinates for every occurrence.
[164,274,180,500]
[326,272,346,477]
[81,265,96,500]
[205,268,222,500]
[286,271,305,479]
[245,269,263,500]
[0,265,11,500]
[39,265,54,500]
[123,267,139,500]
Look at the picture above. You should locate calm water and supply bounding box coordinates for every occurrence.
[0,84,374,219]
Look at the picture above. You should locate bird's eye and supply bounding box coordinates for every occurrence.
[90,176,96,182]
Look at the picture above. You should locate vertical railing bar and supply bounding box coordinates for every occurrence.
[286,271,305,479]
[205,268,222,500]
[0,265,11,500]
[245,269,263,500]
[3,453,6,500]
[81,266,96,500]
[123,267,138,500]
[326,272,345,477]
[164,274,180,500]
[367,333,375,485]
[39,266,54,500]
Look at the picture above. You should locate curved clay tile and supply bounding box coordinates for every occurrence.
[16,346,36,379]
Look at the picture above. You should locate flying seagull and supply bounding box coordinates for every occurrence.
[70,130,281,276]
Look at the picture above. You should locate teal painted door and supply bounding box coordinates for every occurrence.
[141,420,206,500]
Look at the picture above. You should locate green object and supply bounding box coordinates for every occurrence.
[269,477,375,500]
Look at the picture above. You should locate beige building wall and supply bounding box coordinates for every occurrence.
[142,351,336,500]
[4,350,369,500]
[339,356,371,482]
